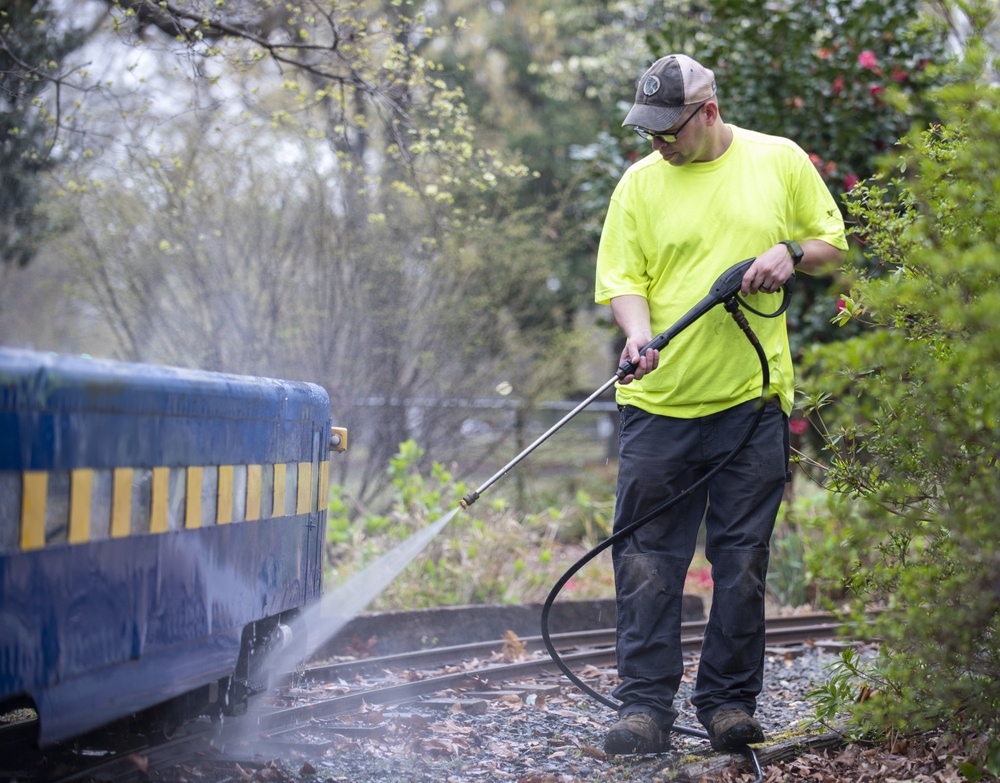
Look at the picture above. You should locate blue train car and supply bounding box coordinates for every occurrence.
[0,348,343,745]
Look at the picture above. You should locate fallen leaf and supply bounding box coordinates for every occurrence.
[501,630,528,661]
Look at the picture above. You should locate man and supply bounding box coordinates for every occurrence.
[595,54,847,756]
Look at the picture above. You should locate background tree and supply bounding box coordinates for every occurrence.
[0,0,957,516]
[0,1,96,268]
[12,0,584,509]
[558,0,950,355]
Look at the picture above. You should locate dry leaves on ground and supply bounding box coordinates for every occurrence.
[716,730,995,783]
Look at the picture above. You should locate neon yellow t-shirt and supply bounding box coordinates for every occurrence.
[595,125,847,417]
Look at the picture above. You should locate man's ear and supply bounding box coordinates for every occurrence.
[702,100,721,126]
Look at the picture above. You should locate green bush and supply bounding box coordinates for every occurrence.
[769,490,877,609]
[797,33,1000,774]
[325,440,615,610]
[647,0,949,352]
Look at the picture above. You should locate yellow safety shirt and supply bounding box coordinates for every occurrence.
[595,125,848,417]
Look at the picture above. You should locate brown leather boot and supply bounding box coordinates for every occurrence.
[707,708,765,752]
[603,712,671,755]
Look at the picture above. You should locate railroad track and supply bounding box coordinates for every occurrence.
[1,611,853,781]
[247,613,847,731]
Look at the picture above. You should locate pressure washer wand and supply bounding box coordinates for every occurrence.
[459,256,756,509]
[459,376,618,509]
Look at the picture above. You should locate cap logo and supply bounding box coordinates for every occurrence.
[642,75,660,97]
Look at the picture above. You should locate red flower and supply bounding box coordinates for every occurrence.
[869,84,885,98]
[832,75,845,95]
[789,418,809,435]
[817,47,832,60]
[891,68,907,83]
[843,173,859,190]
[858,50,878,69]
[808,152,823,167]
[685,566,713,588]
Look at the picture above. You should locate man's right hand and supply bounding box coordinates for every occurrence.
[619,337,659,384]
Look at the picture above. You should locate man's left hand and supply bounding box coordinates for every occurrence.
[742,244,796,296]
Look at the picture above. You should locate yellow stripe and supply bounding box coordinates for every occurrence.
[217,465,233,524]
[246,464,261,521]
[151,467,170,533]
[318,461,329,513]
[186,466,202,529]
[111,468,133,538]
[21,472,48,551]
[69,469,93,544]
[297,462,312,514]
[15,456,337,550]
[272,463,286,518]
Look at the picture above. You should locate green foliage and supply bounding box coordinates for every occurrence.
[768,489,877,609]
[646,0,950,352]
[670,0,947,198]
[19,2,598,509]
[797,26,1000,768]
[0,1,87,265]
[806,647,883,740]
[766,525,809,609]
[325,440,615,609]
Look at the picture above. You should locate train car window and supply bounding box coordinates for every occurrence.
[90,470,113,541]
[260,464,274,519]
[283,463,298,517]
[167,467,186,531]
[131,468,153,536]
[0,472,19,551]
[199,466,218,528]
[45,471,71,546]
[232,464,248,523]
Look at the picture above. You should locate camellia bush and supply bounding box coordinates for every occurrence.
[649,0,949,353]
[797,35,1000,775]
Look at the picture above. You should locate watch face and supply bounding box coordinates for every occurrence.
[783,241,803,263]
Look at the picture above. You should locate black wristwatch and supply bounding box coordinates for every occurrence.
[780,239,804,266]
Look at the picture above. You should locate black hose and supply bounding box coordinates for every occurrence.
[541,295,781,779]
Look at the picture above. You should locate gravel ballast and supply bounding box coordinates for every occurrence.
[187,642,852,783]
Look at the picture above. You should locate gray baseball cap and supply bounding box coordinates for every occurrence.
[622,54,717,129]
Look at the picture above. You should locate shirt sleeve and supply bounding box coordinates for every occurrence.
[594,177,653,305]
[790,153,849,251]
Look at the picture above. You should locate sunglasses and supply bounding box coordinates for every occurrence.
[634,103,706,144]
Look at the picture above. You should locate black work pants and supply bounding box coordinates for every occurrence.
[610,400,789,730]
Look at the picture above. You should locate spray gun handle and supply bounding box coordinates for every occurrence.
[615,257,757,380]
[616,331,672,380]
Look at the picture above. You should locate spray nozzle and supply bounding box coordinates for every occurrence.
[459,491,479,509]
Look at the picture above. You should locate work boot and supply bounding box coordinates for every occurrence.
[603,712,671,755]
[706,708,765,752]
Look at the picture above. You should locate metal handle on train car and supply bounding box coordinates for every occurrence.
[330,427,348,452]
